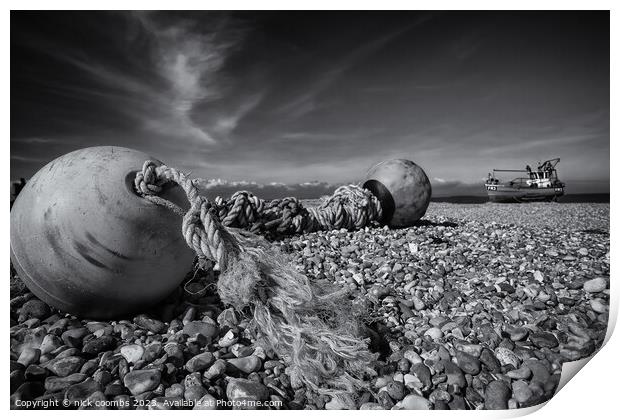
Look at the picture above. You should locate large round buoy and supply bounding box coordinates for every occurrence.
[10,146,195,319]
[362,159,432,227]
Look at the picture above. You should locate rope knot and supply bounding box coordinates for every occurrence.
[134,160,163,195]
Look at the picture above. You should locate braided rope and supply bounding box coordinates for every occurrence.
[203,184,383,237]
[134,161,378,394]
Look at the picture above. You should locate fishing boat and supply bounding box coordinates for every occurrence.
[485,158,565,203]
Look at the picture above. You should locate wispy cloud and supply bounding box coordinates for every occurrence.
[137,12,246,144]
[18,12,247,146]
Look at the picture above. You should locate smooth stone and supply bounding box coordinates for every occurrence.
[165,383,185,398]
[54,347,80,359]
[184,372,207,401]
[123,369,161,396]
[424,327,443,340]
[403,349,423,365]
[529,332,559,348]
[93,370,113,386]
[82,335,116,355]
[590,299,608,313]
[455,342,482,357]
[523,360,550,384]
[40,334,63,355]
[203,359,227,380]
[506,366,532,380]
[186,352,215,373]
[80,360,99,375]
[412,296,425,310]
[46,356,85,377]
[512,380,533,403]
[143,342,163,363]
[61,328,89,347]
[429,389,451,403]
[455,351,481,375]
[104,383,125,397]
[227,355,262,374]
[218,330,238,347]
[17,347,41,367]
[397,394,431,410]
[183,321,218,340]
[583,277,607,293]
[134,314,167,334]
[226,378,270,407]
[494,347,520,367]
[163,342,185,367]
[120,344,145,364]
[386,381,405,400]
[45,373,88,392]
[65,379,102,403]
[19,300,51,322]
[411,363,432,388]
[442,361,466,388]
[484,380,511,410]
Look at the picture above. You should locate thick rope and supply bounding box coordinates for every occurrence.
[135,161,378,394]
[202,184,383,237]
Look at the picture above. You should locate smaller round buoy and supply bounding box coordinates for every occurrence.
[362,159,432,227]
[10,146,195,319]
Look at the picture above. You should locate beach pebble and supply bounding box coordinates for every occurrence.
[424,327,443,340]
[590,299,608,313]
[65,379,102,403]
[46,356,85,377]
[512,380,533,403]
[186,352,215,373]
[227,355,262,374]
[184,373,207,402]
[120,344,145,364]
[226,378,270,407]
[133,314,167,334]
[506,366,531,380]
[123,369,161,396]
[529,332,559,348]
[397,394,432,410]
[45,373,88,392]
[17,347,40,367]
[203,359,227,380]
[19,299,51,322]
[583,277,607,293]
[484,380,511,410]
[183,321,218,340]
[82,335,116,355]
[455,350,481,375]
[494,347,520,367]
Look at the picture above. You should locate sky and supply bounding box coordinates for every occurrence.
[11,11,609,197]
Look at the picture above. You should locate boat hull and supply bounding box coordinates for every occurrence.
[486,185,564,203]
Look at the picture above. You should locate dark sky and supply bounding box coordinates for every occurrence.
[11,11,609,196]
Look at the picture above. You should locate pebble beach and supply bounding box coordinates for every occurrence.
[9,202,610,410]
